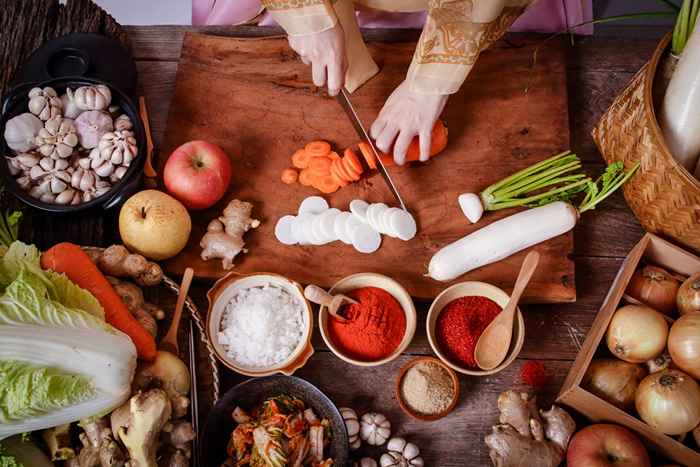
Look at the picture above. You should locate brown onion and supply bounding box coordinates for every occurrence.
[628,265,680,315]
[606,305,668,363]
[677,272,700,315]
[635,369,700,435]
[668,313,700,379]
[582,359,647,411]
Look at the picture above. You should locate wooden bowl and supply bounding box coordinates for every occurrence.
[206,272,314,377]
[395,356,460,421]
[319,272,416,367]
[426,281,525,376]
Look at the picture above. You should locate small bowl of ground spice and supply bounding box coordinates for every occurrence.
[206,272,314,377]
[426,281,525,376]
[396,356,460,421]
[319,272,417,367]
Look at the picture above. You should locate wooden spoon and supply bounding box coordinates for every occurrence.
[474,251,540,371]
[138,96,157,178]
[160,267,194,355]
[304,284,357,322]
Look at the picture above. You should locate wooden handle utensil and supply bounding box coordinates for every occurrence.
[160,267,194,355]
[304,284,357,322]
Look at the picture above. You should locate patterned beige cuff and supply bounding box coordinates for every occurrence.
[262,0,338,36]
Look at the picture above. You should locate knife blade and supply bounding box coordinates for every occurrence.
[336,88,408,211]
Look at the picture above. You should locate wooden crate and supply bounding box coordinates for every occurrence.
[557,233,700,466]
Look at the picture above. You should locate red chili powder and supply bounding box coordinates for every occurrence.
[435,295,502,368]
[521,361,548,389]
[327,286,406,362]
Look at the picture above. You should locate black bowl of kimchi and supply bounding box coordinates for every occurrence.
[201,376,349,466]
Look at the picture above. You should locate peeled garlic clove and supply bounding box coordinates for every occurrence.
[387,437,406,452]
[350,436,361,450]
[16,176,31,190]
[40,192,56,203]
[55,189,77,205]
[50,177,68,194]
[403,443,420,460]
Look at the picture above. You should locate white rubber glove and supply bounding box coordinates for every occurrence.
[370,80,448,165]
[288,24,347,96]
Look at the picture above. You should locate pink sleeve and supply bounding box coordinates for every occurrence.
[511,0,593,34]
[193,0,264,26]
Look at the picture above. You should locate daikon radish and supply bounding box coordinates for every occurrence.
[428,202,578,281]
[662,20,700,172]
[458,193,483,223]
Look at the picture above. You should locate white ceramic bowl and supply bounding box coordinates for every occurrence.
[427,281,525,376]
[206,272,314,377]
[319,272,417,367]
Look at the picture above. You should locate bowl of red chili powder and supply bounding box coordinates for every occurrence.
[427,281,525,376]
[319,273,417,367]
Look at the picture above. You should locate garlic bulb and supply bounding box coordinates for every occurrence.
[5,153,40,176]
[55,188,82,205]
[16,175,32,191]
[380,438,424,467]
[29,157,71,182]
[4,113,43,152]
[60,89,83,119]
[110,166,128,183]
[73,84,111,110]
[340,407,361,451]
[82,180,111,202]
[36,117,78,159]
[74,110,113,149]
[360,412,391,446]
[28,87,62,121]
[71,167,97,192]
[98,130,137,166]
[354,458,378,467]
[114,114,133,131]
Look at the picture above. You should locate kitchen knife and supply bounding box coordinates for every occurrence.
[336,88,408,211]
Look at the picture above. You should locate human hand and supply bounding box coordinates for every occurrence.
[288,24,347,96]
[370,80,448,165]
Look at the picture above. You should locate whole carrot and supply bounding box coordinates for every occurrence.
[41,242,157,361]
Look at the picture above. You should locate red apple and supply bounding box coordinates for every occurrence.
[164,140,232,210]
[567,424,650,467]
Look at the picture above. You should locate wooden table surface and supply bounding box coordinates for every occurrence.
[1,3,671,463]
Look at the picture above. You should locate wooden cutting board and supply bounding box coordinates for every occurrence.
[161,32,574,303]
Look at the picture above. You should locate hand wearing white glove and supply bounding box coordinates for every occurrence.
[288,24,347,96]
[370,80,448,165]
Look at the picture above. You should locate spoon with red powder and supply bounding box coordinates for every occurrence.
[304,284,357,322]
[474,250,540,370]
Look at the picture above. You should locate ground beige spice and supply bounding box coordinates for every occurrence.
[401,361,455,415]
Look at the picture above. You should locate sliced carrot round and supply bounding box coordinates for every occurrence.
[298,169,314,186]
[315,175,340,194]
[292,149,311,169]
[308,156,332,175]
[305,140,331,158]
[357,142,377,170]
[331,171,348,188]
[281,168,298,184]
[343,156,361,181]
[334,157,355,183]
[328,150,341,161]
[343,148,364,175]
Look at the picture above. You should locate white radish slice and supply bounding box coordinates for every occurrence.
[293,214,312,245]
[382,208,402,237]
[319,208,340,241]
[389,209,417,241]
[274,215,297,245]
[428,201,578,281]
[351,223,382,254]
[298,196,329,215]
[349,199,370,223]
[458,193,484,224]
[302,215,323,245]
[334,212,353,245]
[311,215,331,245]
[367,203,387,232]
[345,215,364,242]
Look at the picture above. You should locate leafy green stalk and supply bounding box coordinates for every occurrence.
[672,0,700,54]
[578,162,641,213]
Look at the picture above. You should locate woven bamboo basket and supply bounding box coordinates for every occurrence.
[592,33,700,253]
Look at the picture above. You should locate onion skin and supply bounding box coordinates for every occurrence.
[668,314,700,379]
[635,369,700,435]
[606,305,669,363]
[627,266,679,315]
[582,359,647,411]
[677,272,700,316]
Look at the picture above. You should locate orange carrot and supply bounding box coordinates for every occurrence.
[314,175,340,194]
[298,169,314,186]
[357,142,377,169]
[41,242,157,361]
[361,121,449,167]
[343,148,363,174]
[292,149,311,169]
[342,157,361,181]
[334,158,355,183]
[281,168,299,184]
[305,140,331,158]
[331,170,348,187]
[308,156,332,175]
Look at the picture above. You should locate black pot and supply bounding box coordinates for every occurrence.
[0,77,146,213]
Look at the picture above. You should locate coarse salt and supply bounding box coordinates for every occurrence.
[218,283,306,368]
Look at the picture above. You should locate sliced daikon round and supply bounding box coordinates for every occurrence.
[335,212,354,245]
[349,199,370,223]
[319,208,340,241]
[310,214,330,245]
[351,223,382,254]
[274,215,297,245]
[390,209,417,241]
[366,203,387,232]
[302,215,322,245]
[380,207,401,237]
[298,196,329,215]
[345,215,364,242]
[294,214,312,245]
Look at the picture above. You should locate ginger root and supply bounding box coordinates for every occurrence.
[200,199,260,270]
[69,417,126,467]
[116,389,172,467]
[484,390,575,467]
[108,276,162,337]
[84,245,163,286]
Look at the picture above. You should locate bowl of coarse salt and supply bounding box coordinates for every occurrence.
[206,272,314,377]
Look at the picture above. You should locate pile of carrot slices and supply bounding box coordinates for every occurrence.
[280,121,448,194]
